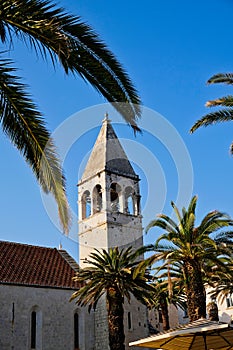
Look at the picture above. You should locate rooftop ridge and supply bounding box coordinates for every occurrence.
[58,250,79,272]
[0,240,56,250]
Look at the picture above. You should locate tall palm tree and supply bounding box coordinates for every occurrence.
[146,195,233,321]
[149,260,187,330]
[190,73,233,153]
[148,262,187,330]
[148,280,183,331]
[70,247,154,350]
[0,0,142,233]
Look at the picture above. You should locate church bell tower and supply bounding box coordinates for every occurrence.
[78,115,149,349]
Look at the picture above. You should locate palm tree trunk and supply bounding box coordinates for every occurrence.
[106,288,125,350]
[159,296,170,330]
[184,260,206,321]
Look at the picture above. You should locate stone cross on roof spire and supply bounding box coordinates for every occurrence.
[102,112,111,123]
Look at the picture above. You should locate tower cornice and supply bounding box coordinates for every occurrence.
[78,167,140,187]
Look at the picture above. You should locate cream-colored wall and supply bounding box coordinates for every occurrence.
[0,284,94,350]
[218,302,233,323]
[78,172,143,265]
[206,288,233,323]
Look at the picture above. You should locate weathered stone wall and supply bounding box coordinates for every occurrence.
[124,298,149,349]
[94,296,109,350]
[93,294,149,350]
[0,284,94,350]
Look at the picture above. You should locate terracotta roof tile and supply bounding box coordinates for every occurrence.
[0,241,80,289]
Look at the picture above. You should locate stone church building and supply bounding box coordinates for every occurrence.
[0,241,94,349]
[0,116,152,349]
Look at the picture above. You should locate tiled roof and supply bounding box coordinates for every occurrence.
[0,241,80,289]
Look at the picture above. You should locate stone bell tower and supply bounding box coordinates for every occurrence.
[78,115,149,349]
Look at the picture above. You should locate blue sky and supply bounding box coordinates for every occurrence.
[1,0,233,260]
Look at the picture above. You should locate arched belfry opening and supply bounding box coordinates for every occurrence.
[93,184,102,214]
[124,186,141,216]
[125,186,135,215]
[110,182,122,212]
[81,190,91,219]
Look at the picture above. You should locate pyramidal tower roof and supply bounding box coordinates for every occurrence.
[80,114,138,182]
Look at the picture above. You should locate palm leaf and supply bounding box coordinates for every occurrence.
[205,95,233,107]
[171,200,183,228]
[207,73,233,85]
[190,108,233,133]
[187,195,197,217]
[191,73,233,153]
[145,218,177,235]
[1,0,141,130]
[71,246,154,310]
[0,58,70,233]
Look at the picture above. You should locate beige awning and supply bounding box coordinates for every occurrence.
[129,318,233,350]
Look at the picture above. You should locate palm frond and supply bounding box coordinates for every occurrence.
[71,246,154,310]
[199,213,233,238]
[186,213,195,235]
[171,200,183,223]
[199,211,230,232]
[192,72,233,153]
[145,218,177,235]
[187,195,197,217]
[0,58,70,233]
[205,95,233,108]
[190,108,233,133]
[1,0,141,130]
[215,230,233,241]
[207,73,233,85]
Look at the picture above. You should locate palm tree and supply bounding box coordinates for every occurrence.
[0,0,142,233]
[148,264,187,330]
[190,73,233,153]
[70,247,154,350]
[155,284,171,331]
[146,195,233,321]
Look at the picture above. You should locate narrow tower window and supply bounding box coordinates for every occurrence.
[128,312,132,330]
[30,306,42,349]
[110,183,121,212]
[93,185,102,214]
[81,191,91,219]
